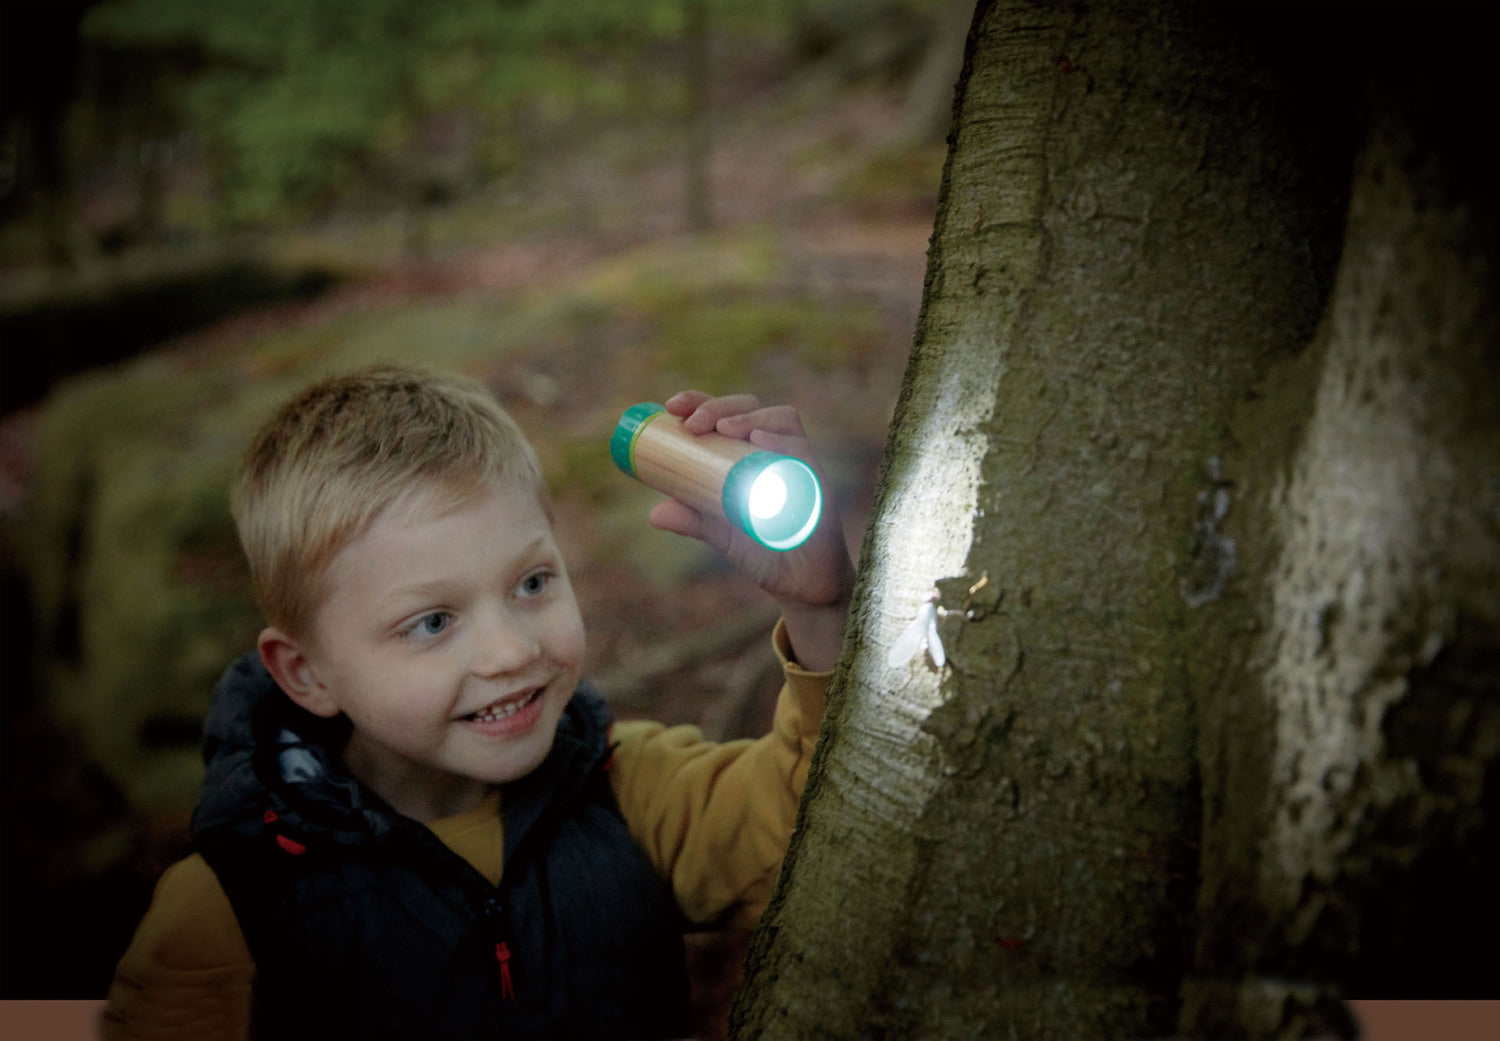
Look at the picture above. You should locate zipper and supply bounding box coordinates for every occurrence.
[482,896,516,1000]
[494,941,516,999]
[480,729,612,1007]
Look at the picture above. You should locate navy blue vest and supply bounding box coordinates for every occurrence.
[193,653,691,1040]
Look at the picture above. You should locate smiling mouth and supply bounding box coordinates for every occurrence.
[461,688,543,723]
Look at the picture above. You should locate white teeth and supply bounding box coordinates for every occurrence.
[468,690,538,723]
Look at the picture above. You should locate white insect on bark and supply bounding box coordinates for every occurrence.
[888,590,945,669]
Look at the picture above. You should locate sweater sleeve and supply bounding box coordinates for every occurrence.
[607,618,831,930]
[100,854,255,1041]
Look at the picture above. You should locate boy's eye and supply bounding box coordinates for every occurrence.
[411,611,452,638]
[517,570,552,597]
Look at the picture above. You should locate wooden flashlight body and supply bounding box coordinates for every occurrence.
[614,405,756,521]
[612,402,823,551]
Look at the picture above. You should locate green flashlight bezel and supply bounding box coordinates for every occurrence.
[723,451,823,552]
[610,402,666,478]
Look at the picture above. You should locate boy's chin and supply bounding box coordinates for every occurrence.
[480,696,568,784]
[488,741,556,785]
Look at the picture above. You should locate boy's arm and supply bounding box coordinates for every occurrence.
[622,391,850,926]
[608,619,830,929]
[100,855,255,1041]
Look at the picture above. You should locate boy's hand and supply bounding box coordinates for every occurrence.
[647,390,856,671]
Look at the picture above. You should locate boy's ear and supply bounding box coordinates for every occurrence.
[258,627,341,718]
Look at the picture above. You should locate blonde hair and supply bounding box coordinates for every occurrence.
[232,365,547,636]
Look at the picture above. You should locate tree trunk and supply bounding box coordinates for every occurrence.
[1179,7,1500,1032]
[730,2,1497,1039]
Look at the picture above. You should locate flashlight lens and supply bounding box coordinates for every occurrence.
[749,470,788,519]
[725,453,822,551]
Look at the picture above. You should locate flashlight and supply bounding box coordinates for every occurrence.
[611,402,823,551]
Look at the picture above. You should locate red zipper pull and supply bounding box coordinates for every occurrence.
[494,941,515,999]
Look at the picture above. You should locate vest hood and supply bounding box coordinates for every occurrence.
[191,652,394,846]
[191,652,615,854]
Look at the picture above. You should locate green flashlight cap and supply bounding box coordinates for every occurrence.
[610,402,666,478]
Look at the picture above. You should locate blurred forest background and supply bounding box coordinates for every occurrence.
[0,0,966,1026]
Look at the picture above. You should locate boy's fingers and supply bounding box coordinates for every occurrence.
[664,390,711,417]
[718,404,805,440]
[684,393,764,434]
[665,394,807,447]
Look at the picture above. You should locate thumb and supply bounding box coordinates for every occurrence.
[647,500,702,539]
[647,500,736,556]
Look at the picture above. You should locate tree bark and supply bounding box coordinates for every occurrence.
[730,1,1496,1038]
[1180,9,1500,1032]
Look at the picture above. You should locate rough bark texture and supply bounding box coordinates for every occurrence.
[1181,10,1500,1034]
[731,1,1496,1039]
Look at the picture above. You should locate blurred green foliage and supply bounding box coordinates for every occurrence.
[79,0,788,225]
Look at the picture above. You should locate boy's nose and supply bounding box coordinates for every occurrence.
[471,609,541,678]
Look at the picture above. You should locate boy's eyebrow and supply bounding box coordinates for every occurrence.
[378,579,453,608]
[377,536,556,607]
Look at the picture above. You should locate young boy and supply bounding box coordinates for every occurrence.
[101,366,854,1040]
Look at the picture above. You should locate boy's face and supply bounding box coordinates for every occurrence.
[291,482,584,820]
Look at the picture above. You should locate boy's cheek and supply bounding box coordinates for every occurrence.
[553,602,587,666]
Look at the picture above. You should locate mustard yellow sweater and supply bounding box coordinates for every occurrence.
[101,622,828,1041]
